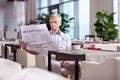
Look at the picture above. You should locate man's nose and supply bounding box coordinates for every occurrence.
[51,23,55,26]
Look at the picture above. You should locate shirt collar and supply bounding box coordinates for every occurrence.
[50,30,61,35]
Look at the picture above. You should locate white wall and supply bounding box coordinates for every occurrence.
[118,0,120,41]
[25,0,37,24]
[90,0,113,35]
[4,2,17,31]
[0,4,4,31]
[4,1,25,31]
[16,2,25,32]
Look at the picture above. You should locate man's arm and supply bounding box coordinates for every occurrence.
[20,41,38,55]
[66,36,72,50]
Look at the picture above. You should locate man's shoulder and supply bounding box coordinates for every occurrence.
[49,30,52,34]
[60,31,67,36]
[60,31,70,40]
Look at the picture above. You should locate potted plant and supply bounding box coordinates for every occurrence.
[94,11,118,41]
[35,13,74,33]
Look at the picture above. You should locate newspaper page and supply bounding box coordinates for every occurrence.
[20,24,59,54]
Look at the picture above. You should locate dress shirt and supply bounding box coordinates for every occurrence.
[49,30,71,50]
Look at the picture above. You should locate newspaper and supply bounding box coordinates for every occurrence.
[20,24,59,54]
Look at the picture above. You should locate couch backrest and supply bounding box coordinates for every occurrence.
[0,58,22,80]
[81,57,120,80]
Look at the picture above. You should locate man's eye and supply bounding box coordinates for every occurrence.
[50,22,57,24]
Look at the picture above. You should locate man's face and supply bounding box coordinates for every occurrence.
[50,17,61,32]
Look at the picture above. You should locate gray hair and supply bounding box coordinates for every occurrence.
[50,14,62,21]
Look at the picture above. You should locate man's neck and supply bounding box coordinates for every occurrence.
[52,29,60,34]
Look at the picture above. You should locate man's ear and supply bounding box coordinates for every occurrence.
[60,21,62,26]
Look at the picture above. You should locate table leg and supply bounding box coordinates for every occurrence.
[13,45,20,62]
[5,45,8,59]
[48,52,51,71]
[13,50,16,61]
[75,58,79,80]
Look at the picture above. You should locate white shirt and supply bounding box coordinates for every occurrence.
[49,30,71,50]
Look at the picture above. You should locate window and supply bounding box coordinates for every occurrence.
[49,4,59,14]
[51,0,59,5]
[37,0,90,40]
[113,0,119,41]
[63,0,71,2]
[79,0,90,40]
[113,0,118,25]
[63,1,74,40]
[40,0,48,7]
[40,8,48,14]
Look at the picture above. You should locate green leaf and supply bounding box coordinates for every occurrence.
[95,11,118,41]
[35,13,74,33]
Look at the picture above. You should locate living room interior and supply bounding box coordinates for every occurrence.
[0,0,120,80]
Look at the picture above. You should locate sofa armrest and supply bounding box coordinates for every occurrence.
[36,53,48,69]
[117,46,120,52]
[16,49,36,67]
[81,58,118,80]
[17,49,48,69]
[0,58,22,80]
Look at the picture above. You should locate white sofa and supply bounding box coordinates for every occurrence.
[0,58,66,80]
[0,58,22,80]
[80,57,120,80]
[6,31,18,41]
[8,68,67,80]
[0,41,17,58]
[0,31,4,41]
[17,49,49,69]
[117,46,120,51]
[16,49,36,67]
[17,49,63,75]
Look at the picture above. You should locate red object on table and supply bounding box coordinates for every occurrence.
[88,47,101,50]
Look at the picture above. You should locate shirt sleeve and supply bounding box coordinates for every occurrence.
[66,36,71,50]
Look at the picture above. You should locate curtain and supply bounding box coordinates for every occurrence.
[25,0,37,25]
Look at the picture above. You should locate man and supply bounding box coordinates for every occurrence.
[20,14,71,53]
[20,14,73,78]
[49,14,71,50]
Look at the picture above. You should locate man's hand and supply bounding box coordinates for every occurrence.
[20,41,27,50]
[20,41,39,55]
